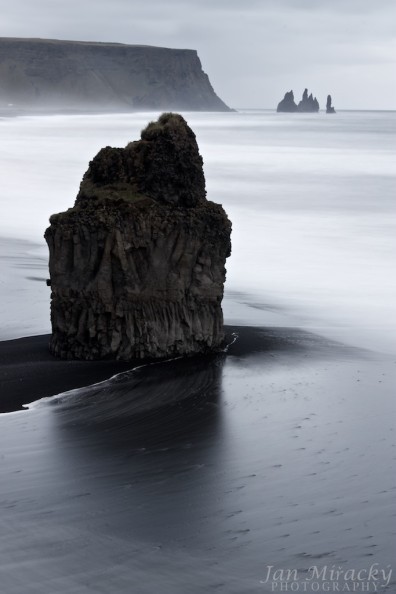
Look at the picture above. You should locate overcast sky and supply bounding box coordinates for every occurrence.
[1,0,395,109]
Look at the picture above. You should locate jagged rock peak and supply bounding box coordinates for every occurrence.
[276,88,320,113]
[77,113,206,208]
[297,88,319,112]
[45,113,232,361]
[326,94,336,114]
[277,90,298,112]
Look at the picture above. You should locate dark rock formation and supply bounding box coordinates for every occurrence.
[326,94,336,114]
[45,113,232,360]
[276,90,297,113]
[297,88,319,112]
[0,37,230,111]
[276,88,319,113]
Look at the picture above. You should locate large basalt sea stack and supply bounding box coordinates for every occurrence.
[45,113,232,360]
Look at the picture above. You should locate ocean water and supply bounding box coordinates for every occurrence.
[0,110,395,593]
[0,109,395,351]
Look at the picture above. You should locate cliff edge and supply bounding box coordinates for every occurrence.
[45,113,232,360]
[0,37,230,111]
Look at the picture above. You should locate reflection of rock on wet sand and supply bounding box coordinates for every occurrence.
[48,351,226,438]
[0,325,395,592]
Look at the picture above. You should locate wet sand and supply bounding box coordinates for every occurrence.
[0,334,142,414]
[0,325,337,414]
[0,326,395,593]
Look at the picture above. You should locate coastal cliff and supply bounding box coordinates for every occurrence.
[0,37,230,111]
[45,113,232,360]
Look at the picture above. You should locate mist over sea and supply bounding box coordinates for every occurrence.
[0,110,395,593]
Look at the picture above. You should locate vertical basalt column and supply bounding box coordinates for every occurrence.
[45,113,232,360]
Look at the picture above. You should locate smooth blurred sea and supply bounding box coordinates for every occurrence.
[1,110,395,593]
[0,109,395,352]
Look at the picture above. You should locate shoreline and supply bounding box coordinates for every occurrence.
[0,333,144,414]
[0,325,370,414]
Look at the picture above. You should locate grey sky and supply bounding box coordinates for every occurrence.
[1,0,395,109]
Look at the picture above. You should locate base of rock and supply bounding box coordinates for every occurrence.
[49,298,225,361]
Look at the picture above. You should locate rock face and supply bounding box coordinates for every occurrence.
[276,90,297,112]
[326,94,336,114]
[277,88,319,112]
[45,113,232,360]
[0,37,230,111]
[297,88,319,112]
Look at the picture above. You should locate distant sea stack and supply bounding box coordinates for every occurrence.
[297,88,319,112]
[276,90,297,112]
[326,95,336,114]
[0,37,230,111]
[277,88,319,113]
[45,113,232,360]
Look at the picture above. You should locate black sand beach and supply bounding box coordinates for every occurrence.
[0,334,137,413]
[0,324,395,593]
[0,325,359,414]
